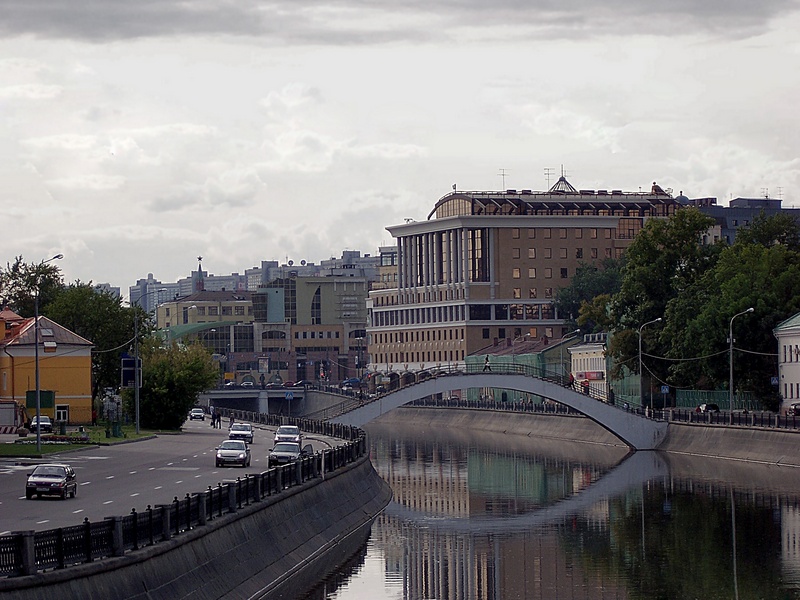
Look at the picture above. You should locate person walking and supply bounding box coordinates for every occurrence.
[483,355,492,372]
[608,388,615,405]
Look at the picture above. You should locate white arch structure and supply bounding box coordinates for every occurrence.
[331,372,669,450]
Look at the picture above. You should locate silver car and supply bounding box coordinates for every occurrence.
[229,423,254,444]
[215,440,251,467]
[274,425,302,444]
[26,463,77,500]
[268,442,312,466]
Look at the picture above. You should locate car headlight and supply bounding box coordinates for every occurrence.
[238,453,245,459]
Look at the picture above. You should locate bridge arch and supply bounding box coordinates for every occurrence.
[331,371,668,450]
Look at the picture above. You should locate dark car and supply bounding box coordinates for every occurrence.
[215,440,251,467]
[697,403,720,413]
[292,380,313,388]
[29,416,53,433]
[26,463,77,500]
[268,442,312,466]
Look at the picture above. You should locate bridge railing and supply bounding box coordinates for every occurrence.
[0,418,365,579]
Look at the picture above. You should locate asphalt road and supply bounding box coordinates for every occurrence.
[0,420,332,535]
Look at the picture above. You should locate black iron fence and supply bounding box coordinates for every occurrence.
[1,418,365,578]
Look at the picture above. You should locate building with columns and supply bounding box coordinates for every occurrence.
[366,178,680,375]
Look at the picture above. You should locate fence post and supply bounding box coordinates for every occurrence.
[158,505,171,541]
[228,482,237,513]
[198,492,207,526]
[84,518,93,562]
[15,531,36,576]
[106,516,124,557]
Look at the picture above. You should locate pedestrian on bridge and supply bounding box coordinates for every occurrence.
[483,355,492,372]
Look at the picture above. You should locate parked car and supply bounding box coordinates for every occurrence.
[789,402,800,416]
[29,416,53,433]
[340,377,361,388]
[274,425,302,444]
[224,381,237,388]
[268,442,312,466]
[215,440,251,467]
[189,408,205,421]
[241,381,255,388]
[228,423,254,444]
[292,380,313,387]
[26,463,77,500]
[696,403,720,413]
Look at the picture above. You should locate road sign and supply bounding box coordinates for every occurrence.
[285,392,294,401]
[660,385,669,394]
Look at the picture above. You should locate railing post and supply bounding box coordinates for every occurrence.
[14,531,36,576]
[198,491,207,525]
[158,505,171,541]
[106,516,124,557]
[131,508,139,550]
[84,518,93,562]
[228,482,237,513]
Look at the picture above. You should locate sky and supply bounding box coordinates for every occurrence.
[1,1,799,296]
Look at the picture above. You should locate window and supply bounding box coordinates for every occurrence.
[529,288,537,298]
[196,307,206,316]
[575,229,583,239]
[545,268,552,278]
[512,248,520,259]
[209,306,219,316]
[543,228,551,239]
[498,328,506,339]
[222,306,232,316]
[235,306,245,316]
[482,328,490,339]
[513,288,521,299]
[559,248,567,259]
[559,228,567,239]
[605,248,612,258]
[605,229,612,239]
[544,248,552,259]
[591,229,598,239]
[512,268,521,279]
[544,287,553,299]
[165,308,171,316]
[591,248,598,259]
[528,248,536,259]
[528,268,536,278]
[576,248,583,259]
[560,268,568,278]
[528,228,535,239]
[512,228,520,239]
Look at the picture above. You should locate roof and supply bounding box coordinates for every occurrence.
[2,316,93,348]
[774,312,800,333]
[170,290,253,303]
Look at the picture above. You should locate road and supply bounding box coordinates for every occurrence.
[0,419,333,535]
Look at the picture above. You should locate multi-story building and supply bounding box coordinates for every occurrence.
[367,177,680,374]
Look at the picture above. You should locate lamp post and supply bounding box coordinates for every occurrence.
[34,253,63,452]
[638,317,662,411]
[729,307,754,412]
[356,336,363,379]
[133,288,166,435]
[559,329,581,381]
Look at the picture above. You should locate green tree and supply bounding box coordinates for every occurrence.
[0,255,64,316]
[608,208,720,382]
[125,339,218,430]
[44,283,150,399]
[555,258,624,328]
[733,210,800,250]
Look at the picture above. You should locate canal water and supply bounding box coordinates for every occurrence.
[301,415,800,600]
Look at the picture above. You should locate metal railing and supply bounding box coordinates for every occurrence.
[0,418,365,578]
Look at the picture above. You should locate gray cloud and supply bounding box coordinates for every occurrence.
[0,0,792,43]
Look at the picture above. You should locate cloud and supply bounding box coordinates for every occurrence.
[0,84,61,99]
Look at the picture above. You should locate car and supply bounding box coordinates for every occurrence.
[274,425,302,444]
[340,377,361,388]
[268,442,312,466]
[224,381,237,388]
[292,380,313,387]
[189,408,205,421]
[241,381,255,388]
[215,440,251,467]
[696,403,720,413]
[281,381,295,388]
[228,423,254,444]
[29,416,53,433]
[789,402,800,416]
[264,382,283,389]
[26,463,77,500]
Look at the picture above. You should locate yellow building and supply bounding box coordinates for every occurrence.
[0,309,93,426]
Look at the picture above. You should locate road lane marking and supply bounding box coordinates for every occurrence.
[154,486,162,490]
[37,520,50,524]
[103,501,113,505]
[175,480,183,484]
[130,493,140,497]
[106,475,114,479]
[129,471,137,474]
[80,482,90,486]
[0,531,10,536]
[72,509,84,514]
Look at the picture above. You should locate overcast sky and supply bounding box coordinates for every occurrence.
[2,0,799,295]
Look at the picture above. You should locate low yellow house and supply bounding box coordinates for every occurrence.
[0,308,93,426]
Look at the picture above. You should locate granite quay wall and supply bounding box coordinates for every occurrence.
[0,419,392,600]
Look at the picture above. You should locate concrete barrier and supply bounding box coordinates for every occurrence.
[0,455,392,600]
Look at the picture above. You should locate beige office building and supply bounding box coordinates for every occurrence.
[367,178,679,374]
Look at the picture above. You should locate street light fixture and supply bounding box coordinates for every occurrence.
[729,307,754,412]
[34,253,63,452]
[638,317,662,411]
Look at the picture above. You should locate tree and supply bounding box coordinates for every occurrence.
[555,258,624,329]
[0,256,64,316]
[44,283,150,399]
[124,339,218,430]
[608,208,720,382]
[734,211,800,250]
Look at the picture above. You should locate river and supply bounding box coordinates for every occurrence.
[300,411,800,600]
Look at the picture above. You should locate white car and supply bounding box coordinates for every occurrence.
[229,423,254,444]
[274,425,302,444]
[215,440,251,468]
[189,408,205,421]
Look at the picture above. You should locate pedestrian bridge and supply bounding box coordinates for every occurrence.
[330,367,668,451]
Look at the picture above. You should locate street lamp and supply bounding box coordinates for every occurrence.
[559,329,581,381]
[729,307,754,412]
[34,253,63,452]
[133,288,166,435]
[638,317,662,411]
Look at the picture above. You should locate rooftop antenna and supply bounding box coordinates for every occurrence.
[498,168,509,189]
[777,186,783,199]
[761,187,769,199]
[544,167,555,188]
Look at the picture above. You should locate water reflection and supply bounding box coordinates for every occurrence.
[303,417,800,600]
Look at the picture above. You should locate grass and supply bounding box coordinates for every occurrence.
[0,424,167,457]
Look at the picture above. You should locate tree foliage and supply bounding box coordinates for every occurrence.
[555,258,623,330]
[44,283,152,398]
[0,256,64,316]
[125,339,218,430]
